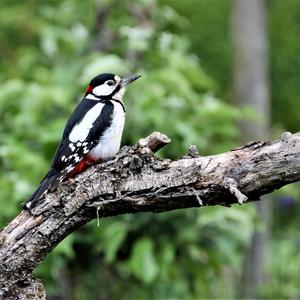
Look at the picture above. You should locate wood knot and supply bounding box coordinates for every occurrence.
[281,131,292,141]
[130,155,143,170]
[122,156,131,166]
[119,145,133,155]
[188,145,200,157]
[151,159,171,170]
[0,233,6,247]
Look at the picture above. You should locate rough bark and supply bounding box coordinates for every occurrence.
[0,131,300,299]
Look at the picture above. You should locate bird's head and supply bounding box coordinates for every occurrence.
[85,73,141,100]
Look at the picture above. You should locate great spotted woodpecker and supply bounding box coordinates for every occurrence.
[23,73,140,210]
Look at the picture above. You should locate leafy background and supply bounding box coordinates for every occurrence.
[0,0,300,299]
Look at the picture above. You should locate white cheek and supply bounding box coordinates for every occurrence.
[93,84,115,96]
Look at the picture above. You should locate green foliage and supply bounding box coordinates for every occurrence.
[269,0,300,132]
[128,238,159,284]
[261,238,300,298]
[161,0,231,97]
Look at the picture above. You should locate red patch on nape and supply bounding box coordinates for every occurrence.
[86,85,93,94]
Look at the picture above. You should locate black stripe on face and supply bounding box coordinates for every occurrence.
[111,99,126,112]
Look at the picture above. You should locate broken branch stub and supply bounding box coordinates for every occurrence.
[138,131,171,152]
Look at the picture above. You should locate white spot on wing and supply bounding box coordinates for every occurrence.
[65,165,75,173]
[69,143,76,151]
[69,103,105,142]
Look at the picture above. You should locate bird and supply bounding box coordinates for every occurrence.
[23,73,141,210]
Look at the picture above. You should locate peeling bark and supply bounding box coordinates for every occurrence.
[0,131,300,299]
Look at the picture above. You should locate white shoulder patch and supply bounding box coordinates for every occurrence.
[69,102,105,142]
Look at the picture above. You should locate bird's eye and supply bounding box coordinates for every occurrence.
[106,80,115,86]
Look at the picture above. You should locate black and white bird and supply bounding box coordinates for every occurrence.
[23,73,140,210]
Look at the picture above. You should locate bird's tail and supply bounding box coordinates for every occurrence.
[23,170,59,210]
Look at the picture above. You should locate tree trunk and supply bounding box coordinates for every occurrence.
[232,0,271,297]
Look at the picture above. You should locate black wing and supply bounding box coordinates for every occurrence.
[50,99,99,169]
[23,99,114,209]
[50,100,114,172]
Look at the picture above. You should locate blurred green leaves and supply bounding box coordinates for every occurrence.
[0,0,281,299]
[128,238,159,284]
[101,221,128,263]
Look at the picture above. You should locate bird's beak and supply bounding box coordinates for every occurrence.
[120,74,141,87]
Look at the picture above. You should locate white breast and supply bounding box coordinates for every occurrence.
[89,101,126,160]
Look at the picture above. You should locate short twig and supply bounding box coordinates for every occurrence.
[223,177,248,204]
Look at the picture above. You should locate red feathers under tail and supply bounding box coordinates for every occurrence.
[65,155,98,179]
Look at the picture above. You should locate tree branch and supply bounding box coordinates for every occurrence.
[0,131,299,299]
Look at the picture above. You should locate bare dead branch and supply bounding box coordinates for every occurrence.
[0,131,299,299]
